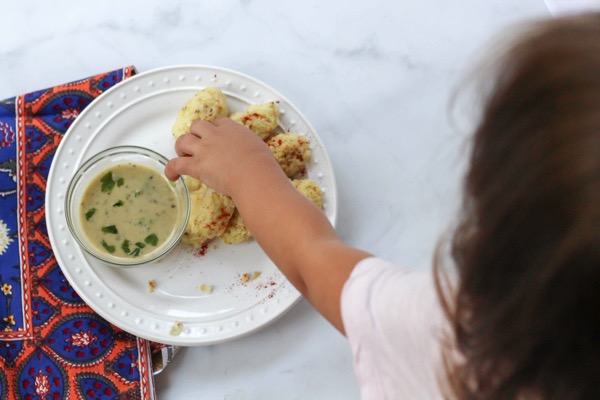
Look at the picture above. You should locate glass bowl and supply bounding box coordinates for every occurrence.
[65,146,190,267]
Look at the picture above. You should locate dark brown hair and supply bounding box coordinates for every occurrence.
[436,12,600,399]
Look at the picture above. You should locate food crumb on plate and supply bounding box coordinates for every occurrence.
[251,271,262,280]
[169,321,185,336]
[147,279,156,293]
[199,283,213,294]
[241,271,262,284]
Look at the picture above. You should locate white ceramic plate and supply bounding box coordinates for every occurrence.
[46,65,337,346]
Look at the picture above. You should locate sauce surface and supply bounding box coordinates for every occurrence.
[80,163,179,258]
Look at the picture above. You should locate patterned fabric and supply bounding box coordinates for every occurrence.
[0,67,171,400]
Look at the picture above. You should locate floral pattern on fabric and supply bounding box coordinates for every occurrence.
[0,67,161,400]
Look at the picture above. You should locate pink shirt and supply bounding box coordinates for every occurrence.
[341,257,447,399]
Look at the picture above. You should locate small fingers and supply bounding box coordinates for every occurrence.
[189,120,216,138]
[212,116,231,127]
[164,157,197,182]
[174,133,201,157]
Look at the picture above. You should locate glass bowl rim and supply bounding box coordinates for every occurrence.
[64,145,190,268]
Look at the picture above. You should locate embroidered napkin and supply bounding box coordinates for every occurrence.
[0,67,176,400]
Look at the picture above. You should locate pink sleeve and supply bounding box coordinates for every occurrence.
[341,257,446,399]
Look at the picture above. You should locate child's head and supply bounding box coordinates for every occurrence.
[439,12,600,399]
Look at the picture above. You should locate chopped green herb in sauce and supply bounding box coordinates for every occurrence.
[101,240,115,253]
[130,242,146,257]
[112,200,124,207]
[121,239,131,253]
[130,248,141,257]
[101,225,118,234]
[100,172,116,193]
[145,233,158,246]
[85,208,96,221]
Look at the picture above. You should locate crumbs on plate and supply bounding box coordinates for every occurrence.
[199,283,213,294]
[241,271,262,284]
[169,321,185,336]
[147,279,156,293]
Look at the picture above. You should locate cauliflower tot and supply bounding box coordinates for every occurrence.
[230,102,280,141]
[267,133,311,177]
[219,209,252,244]
[292,179,323,209]
[172,87,228,138]
[184,183,235,247]
[184,176,203,192]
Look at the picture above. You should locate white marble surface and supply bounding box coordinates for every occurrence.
[545,0,600,15]
[1,1,558,399]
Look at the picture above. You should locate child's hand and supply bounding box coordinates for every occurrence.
[164,117,281,196]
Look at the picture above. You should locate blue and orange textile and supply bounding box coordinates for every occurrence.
[0,67,172,399]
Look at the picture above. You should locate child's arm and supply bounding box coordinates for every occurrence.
[165,118,371,333]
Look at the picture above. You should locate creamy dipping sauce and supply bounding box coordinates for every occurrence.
[80,163,179,259]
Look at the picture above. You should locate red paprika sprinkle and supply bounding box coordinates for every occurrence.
[197,242,209,257]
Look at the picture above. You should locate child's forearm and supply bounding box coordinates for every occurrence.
[230,163,335,292]
[229,159,371,332]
